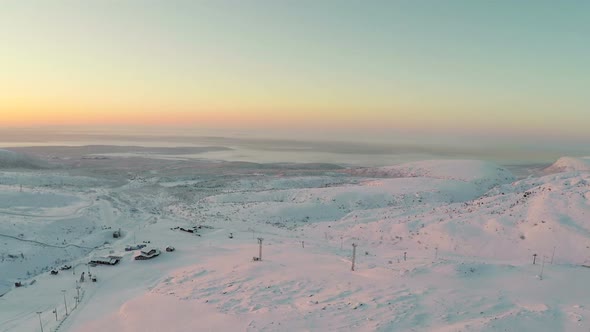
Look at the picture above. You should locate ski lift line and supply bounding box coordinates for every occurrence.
[0,233,96,250]
[0,200,94,218]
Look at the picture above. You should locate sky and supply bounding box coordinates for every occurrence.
[0,0,589,143]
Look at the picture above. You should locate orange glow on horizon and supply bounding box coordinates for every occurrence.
[2,104,588,140]
[0,107,375,128]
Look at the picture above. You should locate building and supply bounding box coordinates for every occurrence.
[89,255,122,266]
[134,248,161,260]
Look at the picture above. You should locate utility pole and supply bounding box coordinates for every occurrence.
[404,251,407,261]
[351,243,357,271]
[36,311,43,332]
[53,308,57,321]
[533,253,537,265]
[62,290,68,316]
[340,236,343,250]
[551,246,556,264]
[257,238,264,261]
[540,255,546,280]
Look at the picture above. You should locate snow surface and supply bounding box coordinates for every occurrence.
[544,157,590,173]
[1,154,590,332]
[0,150,46,169]
[352,160,514,182]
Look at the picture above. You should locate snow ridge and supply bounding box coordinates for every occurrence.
[544,157,590,173]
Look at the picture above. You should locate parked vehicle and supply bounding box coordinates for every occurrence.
[50,269,59,275]
[60,265,72,270]
[166,246,175,252]
[125,244,147,251]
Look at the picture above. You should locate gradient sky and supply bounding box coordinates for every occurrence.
[1,1,589,141]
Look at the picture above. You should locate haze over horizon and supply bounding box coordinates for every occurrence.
[1,1,589,146]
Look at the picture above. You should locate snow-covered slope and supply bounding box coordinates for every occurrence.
[328,170,590,263]
[351,159,515,191]
[3,157,590,332]
[544,157,590,173]
[355,160,512,180]
[0,149,46,169]
[201,160,515,225]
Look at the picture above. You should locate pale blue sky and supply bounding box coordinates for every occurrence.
[1,1,589,144]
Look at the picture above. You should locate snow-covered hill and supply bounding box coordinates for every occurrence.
[2,156,590,332]
[544,156,590,173]
[0,149,46,169]
[201,160,515,225]
[350,159,515,191]
[353,159,513,181]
